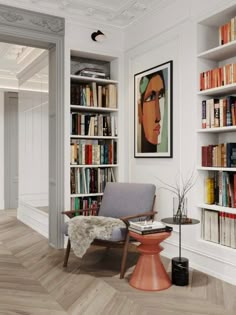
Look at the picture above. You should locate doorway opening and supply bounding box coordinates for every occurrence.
[0,4,64,248]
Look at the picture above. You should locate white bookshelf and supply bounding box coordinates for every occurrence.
[70,105,118,113]
[70,52,119,210]
[197,8,236,249]
[197,166,236,172]
[198,203,236,214]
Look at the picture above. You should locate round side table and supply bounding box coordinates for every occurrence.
[161,217,200,286]
[129,230,172,291]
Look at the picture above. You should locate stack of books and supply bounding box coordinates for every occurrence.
[129,220,173,235]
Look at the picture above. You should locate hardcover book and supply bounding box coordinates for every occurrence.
[129,220,165,231]
[129,225,173,235]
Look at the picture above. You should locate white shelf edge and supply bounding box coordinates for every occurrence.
[197,166,236,172]
[199,239,236,251]
[198,40,236,60]
[198,203,236,214]
[70,105,118,112]
[70,164,118,168]
[70,193,104,197]
[197,126,236,133]
[197,83,236,96]
[70,74,118,84]
[70,135,118,139]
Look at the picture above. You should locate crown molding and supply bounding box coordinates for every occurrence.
[0,3,64,35]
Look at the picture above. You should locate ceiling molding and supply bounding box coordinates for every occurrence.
[17,50,48,85]
[0,3,65,34]
[0,0,164,29]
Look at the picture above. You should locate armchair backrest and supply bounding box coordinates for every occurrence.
[98,182,156,219]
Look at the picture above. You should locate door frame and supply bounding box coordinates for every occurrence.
[0,4,65,248]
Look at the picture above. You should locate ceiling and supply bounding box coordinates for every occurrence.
[5,0,163,28]
[0,43,48,90]
[0,0,165,88]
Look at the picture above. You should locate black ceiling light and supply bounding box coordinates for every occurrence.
[91,30,105,42]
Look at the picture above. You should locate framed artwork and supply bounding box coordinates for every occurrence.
[134,60,173,158]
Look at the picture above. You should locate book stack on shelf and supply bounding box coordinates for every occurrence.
[129,220,172,235]
[201,96,236,129]
[201,142,236,167]
[219,15,236,45]
[197,8,236,249]
[70,53,119,213]
[202,209,236,248]
[205,172,236,208]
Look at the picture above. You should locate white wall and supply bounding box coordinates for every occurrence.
[125,0,236,285]
[0,91,4,209]
[18,89,48,207]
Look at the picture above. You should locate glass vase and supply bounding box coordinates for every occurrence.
[173,197,188,223]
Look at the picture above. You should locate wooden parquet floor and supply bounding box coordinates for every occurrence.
[0,210,235,315]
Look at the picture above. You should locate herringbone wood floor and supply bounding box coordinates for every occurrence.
[0,210,235,315]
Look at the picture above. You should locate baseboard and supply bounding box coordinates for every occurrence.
[162,239,236,286]
[17,200,48,238]
[20,193,48,207]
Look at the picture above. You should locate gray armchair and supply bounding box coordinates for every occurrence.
[63,182,156,278]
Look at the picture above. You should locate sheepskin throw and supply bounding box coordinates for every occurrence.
[68,216,126,258]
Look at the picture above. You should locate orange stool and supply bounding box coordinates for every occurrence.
[129,231,171,291]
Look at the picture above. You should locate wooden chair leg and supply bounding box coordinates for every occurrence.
[120,233,130,279]
[63,238,71,267]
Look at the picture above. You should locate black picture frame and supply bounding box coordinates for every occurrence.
[134,60,173,158]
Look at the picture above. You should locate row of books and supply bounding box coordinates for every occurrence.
[70,140,117,165]
[201,97,236,129]
[71,112,117,137]
[202,209,236,248]
[70,196,102,213]
[128,220,173,235]
[219,16,236,45]
[70,167,115,195]
[201,142,236,168]
[199,63,236,91]
[71,83,117,108]
[205,172,236,208]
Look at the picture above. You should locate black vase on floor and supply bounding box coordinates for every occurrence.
[172,257,189,286]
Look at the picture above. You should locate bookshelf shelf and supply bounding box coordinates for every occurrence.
[69,52,119,211]
[71,74,118,84]
[197,10,236,249]
[197,166,236,172]
[198,40,236,61]
[70,105,118,113]
[70,164,118,168]
[199,239,236,251]
[198,83,236,97]
[71,193,104,198]
[198,203,236,214]
[70,135,118,140]
[197,126,236,133]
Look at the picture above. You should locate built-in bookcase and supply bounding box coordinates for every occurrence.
[197,7,236,249]
[70,51,119,213]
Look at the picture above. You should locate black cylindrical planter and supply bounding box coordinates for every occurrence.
[172,257,189,286]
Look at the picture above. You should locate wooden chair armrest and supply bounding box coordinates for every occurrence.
[62,207,99,218]
[119,211,157,225]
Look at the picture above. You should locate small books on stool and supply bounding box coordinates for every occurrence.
[129,220,173,235]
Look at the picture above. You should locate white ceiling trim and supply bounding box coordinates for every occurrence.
[0,0,165,28]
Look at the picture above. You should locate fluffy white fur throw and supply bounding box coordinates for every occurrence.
[68,216,126,258]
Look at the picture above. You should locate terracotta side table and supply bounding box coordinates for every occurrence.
[129,230,171,291]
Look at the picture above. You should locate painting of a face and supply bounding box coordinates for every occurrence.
[134,60,172,158]
[141,75,165,145]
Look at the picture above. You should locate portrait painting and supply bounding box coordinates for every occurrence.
[134,60,173,158]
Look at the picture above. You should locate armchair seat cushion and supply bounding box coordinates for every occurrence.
[64,221,126,241]
[104,226,127,242]
[68,216,126,257]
